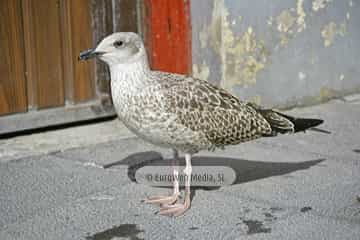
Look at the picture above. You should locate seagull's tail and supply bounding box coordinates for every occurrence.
[273,111,324,133]
[248,103,325,135]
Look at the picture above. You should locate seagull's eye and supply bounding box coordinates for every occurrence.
[113,40,124,48]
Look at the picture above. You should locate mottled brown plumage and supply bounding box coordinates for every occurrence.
[160,74,273,148]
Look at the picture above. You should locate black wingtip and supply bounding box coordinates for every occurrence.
[271,111,324,133]
[293,118,324,133]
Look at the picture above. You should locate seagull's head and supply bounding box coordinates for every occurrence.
[79,32,146,66]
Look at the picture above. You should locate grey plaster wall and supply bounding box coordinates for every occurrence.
[191,0,360,108]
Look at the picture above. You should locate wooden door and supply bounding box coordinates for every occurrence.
[0,0,27,115]
[0,0,95,114]
[0,0,114,135]
[22,0,95,110]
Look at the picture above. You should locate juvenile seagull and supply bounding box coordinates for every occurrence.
[79,32,323,217]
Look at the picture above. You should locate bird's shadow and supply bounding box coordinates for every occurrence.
[104,151,325,192]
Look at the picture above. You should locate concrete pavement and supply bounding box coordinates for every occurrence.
[0,96,359,240]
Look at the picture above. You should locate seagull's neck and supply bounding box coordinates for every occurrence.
[109,56,154,121]
[109,56,154,118]
[110,56,153,90]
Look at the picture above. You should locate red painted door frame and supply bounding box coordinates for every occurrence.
[144,0,192,75]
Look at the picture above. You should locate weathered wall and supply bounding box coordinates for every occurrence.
[191,0,360,108]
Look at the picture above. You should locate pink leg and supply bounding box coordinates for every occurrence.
[159,153,192,217]
[144,149,180,205]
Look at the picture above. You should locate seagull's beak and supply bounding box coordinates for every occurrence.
[78,48,104,61]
